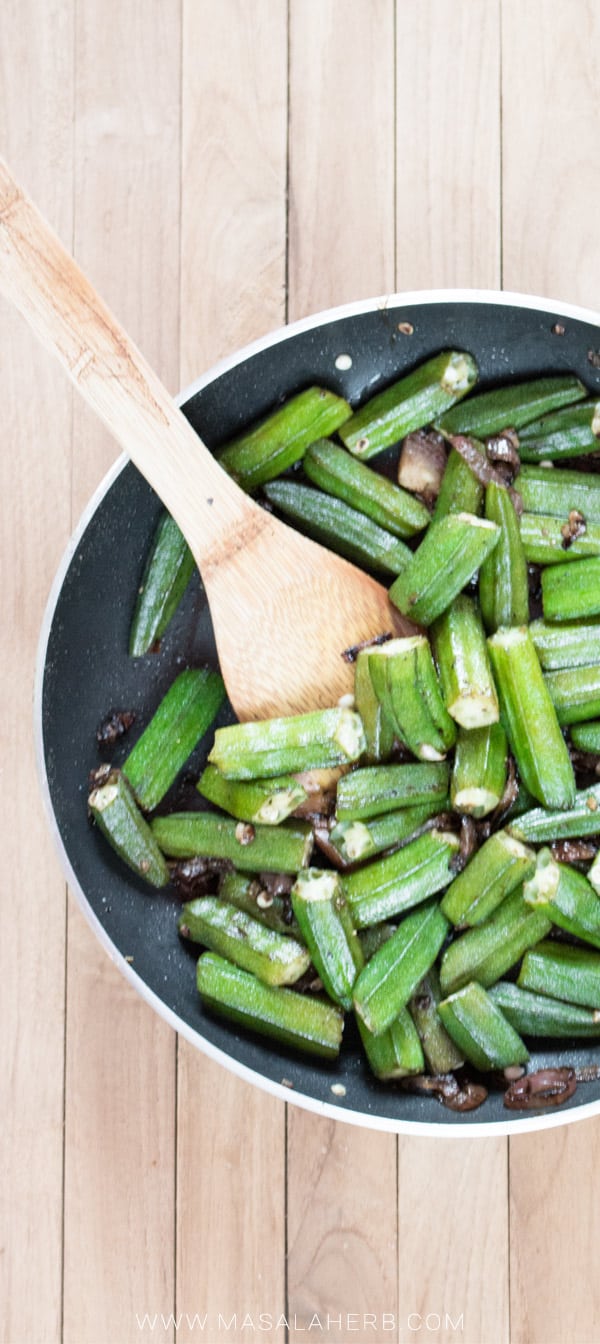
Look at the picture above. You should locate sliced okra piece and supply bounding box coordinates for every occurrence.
[353,900,449,1035]
[523,848,600,950]
[438,982,529,1071]
[451,721,508,818]
[542,555,600,622]
[487,626,575,809]
[508,783,600,844]
[357,1007,425,1079]
[151,812,313,873]
[518,400,600,463]
[353,648,395,765]
[218,870,300,938]
[304,438,430,537]
[516,465,600,521]
[408,968,464,1074]
[88,769,170,888]
[179,897,310,986]
[529,618,600,671]
[197,764,307,825]
[196,951,344,1059]
[342,827,460,928]
[433,438,485,521]
[441,830,536,927]
[209,706,366,780]
[489,980,600,1038]
[129,512,196,657]
[435,375,585,439]
[291,869,364,1010]
[218,385,352,491]
[388,512,500,626]
[335,760,449,822]
[431,594,499,727]
[520,513,600,565]
[588,851,600,896]
[478,481,529,632]
[439,888,552,997]
[123,668,225,811]
[339,350,478,460]
[368,637,456,761]
[518,940,600,1010]
[263,481,411,576]
[545,665,600,725]
[329,800,447,866]
[571,720,600,752]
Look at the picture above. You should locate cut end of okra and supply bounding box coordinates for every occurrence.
[292,868,341,903]
[438,981,529,1071]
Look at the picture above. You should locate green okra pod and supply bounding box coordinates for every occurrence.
[508,784,600,844]
[129,512,196,657]
[368,637,457,761]
[518,940,600,1010]
[357,1007,425,1080]
[518,400,600,463]
[439,888,552,996]
[196,952,344,1059]
[388,512,500,626]
[571,720,600,752]
[219,870,300,938]
[209,707,366,780]
[522,848,600,949]
[151,812,313,873]
[436,375,586,439]
[353,900,449,1035]
[515,465,600,521]
[263,481,411,576]
[441,830,536,927]
[88,769,170,888]
[353,648,396,765]
[339,350,478,460]
[529,618,600,671]
[544,665,600,725]
[431,594,499,727]
[123,668,225,811]
[450,721,508,818]
[218,385,352,491]
[197,764,307,825]
[438,982,529,1071]
[304,438,430,538]
[179,897,310,986]
[542,555,600,622]
[489,980,600,1039]
[432,439,485,521]
[409,968,464,1073]
[335,760,450,821]
[520,513,600,565]
[328,800,447,865]
[588,850,600,896]
[478,481,529,632]
[342,827,460,928]
[291,869,364,1010]
[487,626,575,809]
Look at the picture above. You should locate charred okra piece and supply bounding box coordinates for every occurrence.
[397,430,446,500]
[179,897,310,986]
[545,665,600,725]
[433,438,485,521]
[291,869,363,1010]
[219,870,300,938]
[388,512,499,626]
[357,1007,425,1079]
[571,720,600,752]
[151,812,313,873]
[335,760,449,821]
[88,769,170,887]
[489,980,600,1038]
[529,618,600,671]
[339,350,478,460]
[438,982,529,1070]
[196,952,344,1059]
[263,481,411,576]
[431,594,499,727]
[487,626,576,809]
[129,512,196,657]
[368,638,456,761]
[353,900,449,1035]
[197,764,307,825]
[409,968,464,1073]
[353,648,395,765]
[123,668,225,811]
[518,941,600,1010]
[518,400,600,463]
[542,555,600,622]
[508,784,600,844]
[209,707,366,780]
[439,888,552,996]
[520,513,600,565]
[523,848,600,949]
[516,465,600,521]
[478,481,529,632]
[342,828,460,928]
[436,375,585,439]
[218,385,351,491]
[329,800,446,865]
[304,438,430,538]
[451,721,507,818]
[441,830,536,927]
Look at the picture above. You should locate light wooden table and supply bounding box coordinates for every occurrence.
[2,3,600,1342]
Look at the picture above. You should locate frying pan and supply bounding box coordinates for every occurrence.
[35,288,600,1136]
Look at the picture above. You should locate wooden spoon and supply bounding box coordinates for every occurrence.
[0,158,408,719]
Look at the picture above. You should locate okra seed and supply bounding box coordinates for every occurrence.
[331,1083,347,1097]
[357,436,369,451]
[235,822,256,845]
[337,692,355,709]
[334,353,353,371]
[551,323,566,335]
[256,891,274,910]
[397,321,414,335]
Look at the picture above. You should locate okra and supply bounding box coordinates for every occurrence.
[357,1007,425,1079]
[88,769,170,888]
[409,968,464,1073]
[388,512,500,626]
[451,722,507,818]
[342,828,460,928]
[545,665,600,725]
[196,952,344,1059]
[179,897,310,986]
[436,375,586,439]
[263,481,411,576]
[431,594,499,727]
[151,812,313,873]
[518,940,600,1010]
[523,847,600,950]
[219,870,300,938]
[441,830,536,927]
[516,465,600,521]
[129,512,196,657]
[489,980,600,1039]
[529,618,600,671]
[329,800,446,865]
[439,888,552,996]
[197,764,307,825]
[291,869,364,1010]
[508,784,600,844]
[339,350,478,460]
[209,707,366,780]
[588,851,600,896]
[359,921,398,959]
[433,440,485,521]
[478,481,529,632]
[542,555,600,622]
[571,720,600,752]
[487,626,575,809]
[518,400,600,463]
[353,648,395,765]
[218,385,352,491]
[353,900,449,1035]
[335,760,450,821]
[438,982,529,1070]
[123,668,225,811]
[368,638,457,761]
[520,513,600,565]
[304,438,430,538]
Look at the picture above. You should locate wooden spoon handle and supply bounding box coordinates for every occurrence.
[0,157,257,564]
